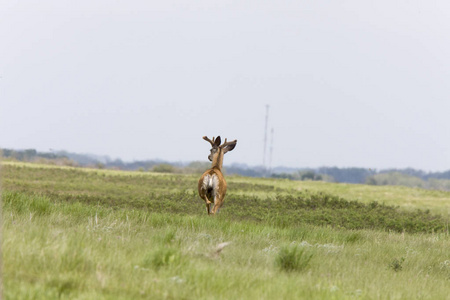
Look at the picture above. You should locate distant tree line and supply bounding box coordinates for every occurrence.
[365,172,450,191]
[2,148,449,191]
[2,149,61,161]
[272,170,324,181]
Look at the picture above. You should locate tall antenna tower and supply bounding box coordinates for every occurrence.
[263,105,270,169]
[268,128,274,174]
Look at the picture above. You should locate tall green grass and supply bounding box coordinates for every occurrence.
[3,164,449,234]
[2,163,450,299]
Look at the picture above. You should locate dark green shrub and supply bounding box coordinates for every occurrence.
[389,257,405,272]
[275,245,313,272]
[152,164,176,173]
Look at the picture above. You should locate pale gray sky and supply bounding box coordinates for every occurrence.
[1,1,449,171]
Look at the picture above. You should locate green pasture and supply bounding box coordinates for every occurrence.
[2,162,450,299]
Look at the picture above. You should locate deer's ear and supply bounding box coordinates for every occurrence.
[223,141,237,154]
[214,136,221,147]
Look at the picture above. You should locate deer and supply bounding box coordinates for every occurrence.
[198,136,237,215]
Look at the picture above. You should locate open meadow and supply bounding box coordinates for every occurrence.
[2,161,450,299]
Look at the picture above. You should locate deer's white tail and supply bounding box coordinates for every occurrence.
[202,174,219,199]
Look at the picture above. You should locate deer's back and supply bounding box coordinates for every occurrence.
[198,168,227,199]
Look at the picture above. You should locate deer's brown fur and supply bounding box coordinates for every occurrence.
[198,136,237,215]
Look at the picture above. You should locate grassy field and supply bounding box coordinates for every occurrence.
[2,161,450,299]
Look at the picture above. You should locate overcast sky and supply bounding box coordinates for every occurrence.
[1,1,449,171]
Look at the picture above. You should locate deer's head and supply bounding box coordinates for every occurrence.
[203,136,237,163]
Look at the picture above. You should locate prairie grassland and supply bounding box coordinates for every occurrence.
[5,161,449,215]
[2,162,450,299]
[228,176,450,216]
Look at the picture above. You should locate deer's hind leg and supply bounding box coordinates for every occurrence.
[204,194,212,215]
[199,187,213,215]
[210,195,223,215]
